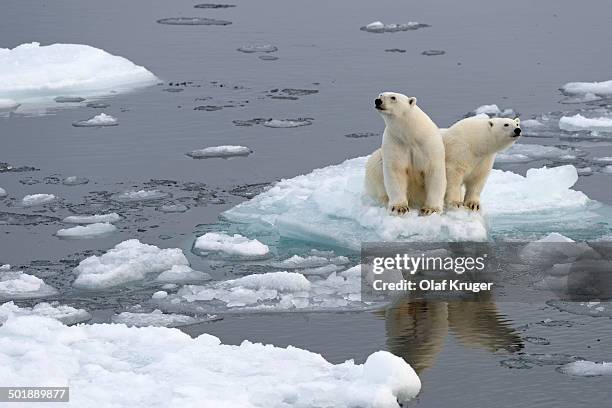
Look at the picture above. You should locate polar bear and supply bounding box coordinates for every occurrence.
[364,92,446,215]
[444,117,521,211]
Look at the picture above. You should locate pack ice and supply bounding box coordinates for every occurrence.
[0,43,157,105]
[224,157,594,248]
[56,222,117,239]
[72,239,190,289]
[0,301,91,325]
[0,315,421,407]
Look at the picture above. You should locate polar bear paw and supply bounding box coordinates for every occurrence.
[420,207,440,216]
[447,201,463,209]
[464,200,481,212]
[389,202,409,215]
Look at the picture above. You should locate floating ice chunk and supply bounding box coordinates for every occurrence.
[562,79,612,96]
[62,176,89,185]
[558,361,612,377]
[56,222,117,239]
[155,265,211,283]
[157,17,231,25]
[194,232,270,259]
[21,193,56,207]
[421,50,445,56]
[0,98,20,111]
[472,104,515,118]
[152,290,168,299]
[521,119,545,128]
[153,268,367,313]
[361,20,430,33]
[547,299,612,318]
[111,309,214,327]
[187,145,251,159]
[263,118,312,128]
[72,113,118,127]
[237,44,277,53]
[0,187,6,197]
[0,265,10,271]
[0,301,90,325]
[496,144,571,163]
[259,55,278,61]
[594,156,612,162]
[73,239,189,289]
[271,255,331,269]
[194,3,236,8]
[0,42,157,104]
[63,213,121,224]
[0,315,420,406]
[111,189,169,202]
[0,270,58,300]
[559,114,612,132]
[577,166,593,175]
[54,96,85,103]
[224,157,591,248]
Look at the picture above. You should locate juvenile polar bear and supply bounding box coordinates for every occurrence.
[365,92,446,215]
[444,117,521,211]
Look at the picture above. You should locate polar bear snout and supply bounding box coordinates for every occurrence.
[513,127,522,137]
[375,98,383,109]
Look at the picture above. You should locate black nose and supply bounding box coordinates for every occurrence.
[375,98,382,107]
[514,128,522,136]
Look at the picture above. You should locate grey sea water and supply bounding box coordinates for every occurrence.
[2,0,612,406]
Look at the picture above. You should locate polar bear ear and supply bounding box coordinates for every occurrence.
[514,117,521,125]
[488,120,494,128]
[408,97,417,106]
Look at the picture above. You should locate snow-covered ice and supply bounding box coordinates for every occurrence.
[496,144,573,163]
[559,114,612,133]
[263,118,312,128]
[194,232,270,259]
[111,309,215,327]
[223,157,592,248]
[562,79,612,96]
[0,42,157,104]
[472,104,515,118]
[72,113,118,127]
[0,269,58,300]
[0,98,20,111]
[21,193,56,207]
[187,145,251,159]
[72,239,189,289]
[155,265,211,284]
[56,222,117,239]
[361,21,430,33]
[0,301,91,325]
[558,361,612,377]
[152,267,366,313]
[63,212,121,224]
[0,315,420,407]
[0,187,6,197]
[111,189,169,202]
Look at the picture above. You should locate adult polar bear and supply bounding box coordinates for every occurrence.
[365,92,446,215]
[366,115,522,212]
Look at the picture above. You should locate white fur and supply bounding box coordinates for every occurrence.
[364,92,446,215]
[443,117,521,210]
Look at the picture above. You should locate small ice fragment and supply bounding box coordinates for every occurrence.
[0,187,6,197]
[152,291,168,299]
[562,80,612,96]
[156,265,211,283]
[187,145,251,159]
[62,176,89,185]
[194,232,270,259]
[0,271,58,300]
[0,301,91,325]
[559,114,612,133]
[0,99,20,111]
[158,204,189,213]
[72,113,118,127]
[237,45,277,53]
[21,193,56,207]
[361,21,430,33]
[558,361,612,377]
[56,222,117,239]
[421,50,445,56]
[111,309,210,327]
[263,118,312,128]
[111,189,169,202]
[194,4,236,8]
[63,213,121,224]
[157,17,231,25]
[54,96,85,103]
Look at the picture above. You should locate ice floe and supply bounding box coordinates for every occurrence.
[72,239,189,289]
[187,145,251,159]
[111,309,216,327]
[21,193,56,207]
[237,44,278,53]
[56,222,117,239]
[111,189,169,202]
[562,79,612,96]
[421,50,445,56]
[157,17,231,25]
[496,144,574,163]
[263,118,313,128]
[54,96,86,103]
[0,187,6,197]
[72,113,118,127]
[0,301,91,325]
[558,361,612,377]
[194,232,270,259]
[0,98,20,111]
[559,114,612,133]
[361,21,430,33]
[155,265,211,284]
[224,157,593,248]
[0,269,58,300]
[0,42,157,104]
[63,212,121,224]
[472,104,516,118]
[158,203,189,213]
[0,315,421,406]
[62,176,89,185]
[152,266,365,314]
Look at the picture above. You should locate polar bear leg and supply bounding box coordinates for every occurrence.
[382,154,409,214]
[422,165,446,214]
[463,156,494,211]
[364,149,389,205]
[445,167,465,208]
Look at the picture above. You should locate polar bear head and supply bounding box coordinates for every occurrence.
[488,117,521,150]
[374,92,417,117]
